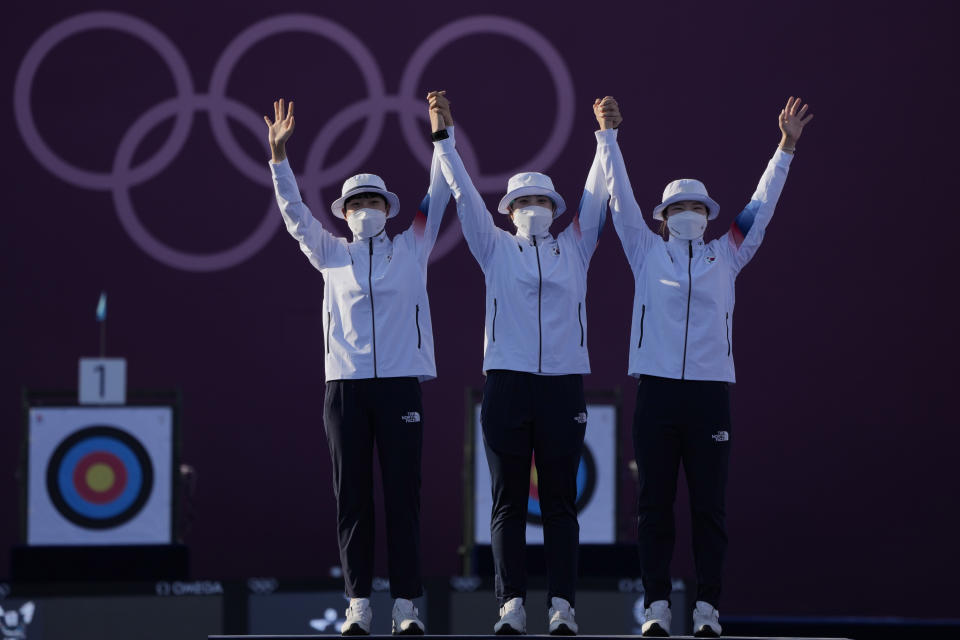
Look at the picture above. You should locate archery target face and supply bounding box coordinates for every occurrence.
[525,446,597,525]
[474,403,616,544]
[27,407,173,545]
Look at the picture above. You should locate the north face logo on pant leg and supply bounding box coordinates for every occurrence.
[711,430,729,442]
[401,412,421,423]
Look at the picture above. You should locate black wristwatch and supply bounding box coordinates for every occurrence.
[431,129,449,141]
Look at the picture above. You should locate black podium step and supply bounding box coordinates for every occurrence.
[210,636,853,639]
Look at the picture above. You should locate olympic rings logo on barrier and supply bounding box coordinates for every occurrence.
[14,12,575,272]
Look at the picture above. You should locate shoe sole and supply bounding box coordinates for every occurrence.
[393,623,425,636]
[341,623,370,636]
[693,627,720,638]
[494,623,525,635]
[549,623,577,636]
[640,622,670,637]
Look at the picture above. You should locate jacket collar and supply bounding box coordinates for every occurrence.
[348,231,391,255]
[514,230,554,246]
[667,235,705,248]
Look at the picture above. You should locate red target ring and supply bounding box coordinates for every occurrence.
[73,451,127,504]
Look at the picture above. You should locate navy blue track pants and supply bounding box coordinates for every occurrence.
[633,375,732,608]
[481,370,587,608]
[323,377,424,599]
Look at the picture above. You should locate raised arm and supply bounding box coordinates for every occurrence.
[593,97,659,272]
[265,99,346,271]
[429,91,499,268]
[558,101,613,265]
[725,96,813,272]
[402,91,454,266]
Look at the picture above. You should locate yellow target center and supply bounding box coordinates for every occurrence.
[86,463,115,492]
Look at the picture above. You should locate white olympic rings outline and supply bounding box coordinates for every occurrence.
[13,12,575,272]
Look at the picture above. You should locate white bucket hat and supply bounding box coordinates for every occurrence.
[652,179,720,221]
[330,173,400,220]
[496,172,566,218]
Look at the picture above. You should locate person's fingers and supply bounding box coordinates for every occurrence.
[264,115,272,128]
[287,101,295,120]
[279,98,285,121]
[274,100,279,121]
[797,103,808,117]
[784,96,793,113]
[800,113,814,125]
[791,97,801,116]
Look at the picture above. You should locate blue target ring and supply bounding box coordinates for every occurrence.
[527,444,597,525]
[57,436,143,519]
[46,426,154,529]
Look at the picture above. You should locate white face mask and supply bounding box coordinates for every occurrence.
[512,206,553,237]
[666,210,707,240]
[346,208,386,239]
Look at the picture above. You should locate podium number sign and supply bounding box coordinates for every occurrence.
[78,358,127,404]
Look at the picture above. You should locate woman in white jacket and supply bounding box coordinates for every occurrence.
[429,92,611,636]
[264,96,451,636]
[594,96,812,638]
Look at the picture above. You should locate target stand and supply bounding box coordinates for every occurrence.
[14,389,188,581]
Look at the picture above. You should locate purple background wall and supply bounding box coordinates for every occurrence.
[4,0,958,618]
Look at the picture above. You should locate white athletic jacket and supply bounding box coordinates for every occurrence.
[270,142,451,382]
[597,129,793,382]
[434,131,609,375]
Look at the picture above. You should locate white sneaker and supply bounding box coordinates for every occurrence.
[692,600,721,638]
[341,597,372,635]
[494,596,526,635]
[640,599,671,637]
[547,596,578,635]
[392,598,425,635]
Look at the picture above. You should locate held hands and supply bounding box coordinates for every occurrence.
[427,90,453,132]
[263,98,295,163]
[594,96,622,130]
[779,96,812,153]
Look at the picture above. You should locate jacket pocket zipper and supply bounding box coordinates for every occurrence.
[578,302,584,347]
[725,312,731,356]
[326,311,331,354]
[415,304,422,349]
[637,304,646,348]
[492,297,497,342]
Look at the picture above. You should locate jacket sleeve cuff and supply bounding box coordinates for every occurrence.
[269,157,293,176]
[433,125,456,152]
[595,128,619,143]
[773,147,794,167]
